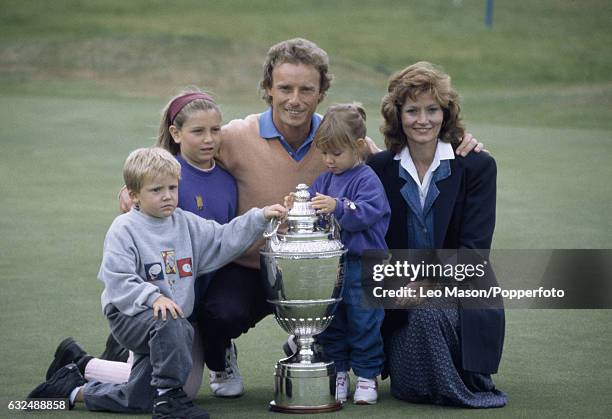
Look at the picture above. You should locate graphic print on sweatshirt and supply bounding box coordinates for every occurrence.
[161,250,177,274]
[177,258,193,278]
[144,263,165,282]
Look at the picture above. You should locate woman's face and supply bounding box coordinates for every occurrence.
[400,92,444,147]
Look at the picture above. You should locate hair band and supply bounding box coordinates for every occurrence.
[168,92,215,125]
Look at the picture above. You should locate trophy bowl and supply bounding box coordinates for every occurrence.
[260,184,346,413]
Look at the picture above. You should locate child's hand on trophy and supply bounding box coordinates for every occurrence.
[310,193,337,214]
[264,204,288,222]
[283,193,295,210]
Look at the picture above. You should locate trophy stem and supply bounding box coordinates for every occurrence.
[295,335,316,363]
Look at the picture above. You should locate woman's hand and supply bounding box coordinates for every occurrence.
[152,295,184,321]
[310,193,337,214]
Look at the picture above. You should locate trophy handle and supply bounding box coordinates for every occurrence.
[263,218,281,240]
[328,214,341,240]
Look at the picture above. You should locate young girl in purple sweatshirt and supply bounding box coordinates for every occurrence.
[285,103,390,405]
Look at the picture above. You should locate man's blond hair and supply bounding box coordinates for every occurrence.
[123,147,181,193]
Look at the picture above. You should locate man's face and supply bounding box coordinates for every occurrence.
[266,62,322,135]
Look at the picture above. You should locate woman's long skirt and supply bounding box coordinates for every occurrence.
[388,297,507,408]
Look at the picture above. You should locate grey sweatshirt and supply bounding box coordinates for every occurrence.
[98,207,267,317]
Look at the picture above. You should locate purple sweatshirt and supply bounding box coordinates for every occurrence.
[176,154,237,224]
[309,164,390,256]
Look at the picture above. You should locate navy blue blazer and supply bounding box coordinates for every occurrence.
[367,149,505,374]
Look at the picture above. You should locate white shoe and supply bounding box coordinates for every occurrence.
[209,341,244,397]
[353,376,378,405]
[335,371,349,403]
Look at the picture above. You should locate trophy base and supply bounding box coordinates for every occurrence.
[269,358,341,413]
[269,401,341,414]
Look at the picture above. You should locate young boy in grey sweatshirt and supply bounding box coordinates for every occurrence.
[28,147,286,419]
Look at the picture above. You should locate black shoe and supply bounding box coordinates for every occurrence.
[46,337,89,380]
[28,364,86,410]
[153,388,209,419]
[99,333,129,362]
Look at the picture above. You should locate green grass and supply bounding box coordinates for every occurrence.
[1,94,611,418]
[1,1,611,418]
[2,0,611,88]
[1,0,612,130]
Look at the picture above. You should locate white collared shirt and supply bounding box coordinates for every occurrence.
[394,140,455,209]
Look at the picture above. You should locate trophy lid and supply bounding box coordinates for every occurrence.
[286,184,318,235]
[289,184,316,217]
[262,184,344,255]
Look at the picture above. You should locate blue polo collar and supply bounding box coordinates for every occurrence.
[258,108,322,161]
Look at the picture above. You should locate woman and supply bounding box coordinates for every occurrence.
[368,62,507,408]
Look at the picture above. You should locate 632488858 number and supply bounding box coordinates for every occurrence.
[8,399,68,411]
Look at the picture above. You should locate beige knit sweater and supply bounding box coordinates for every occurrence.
[218,113,328,268]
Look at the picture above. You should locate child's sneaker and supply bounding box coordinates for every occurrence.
[353,376,378,405]
[209,341,244,397]
[28,363,86,409]
[153,388,209,419]
[335,371,350,403]
[46,337,90,380]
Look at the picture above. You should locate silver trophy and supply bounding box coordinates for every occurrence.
[260,184,346,413]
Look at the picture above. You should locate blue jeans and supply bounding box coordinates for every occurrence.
[316,256,384,379]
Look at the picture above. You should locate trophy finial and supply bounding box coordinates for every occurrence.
[294,184,310,202]
[288,184,316,219]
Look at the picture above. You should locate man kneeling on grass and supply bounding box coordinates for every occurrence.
[27,147,286,419]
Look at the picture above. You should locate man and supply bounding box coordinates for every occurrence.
[194,39,341,397]
[109,38,482,397]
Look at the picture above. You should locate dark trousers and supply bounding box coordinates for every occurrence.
[195,263,273,371]
[84,305,194,413]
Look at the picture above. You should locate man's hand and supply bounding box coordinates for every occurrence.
[455,132,485,157]
[118,186,133,214]
[152,295,184,321]
[361,136,381,160]
[263,204,288,221]
[310,193,337,214]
